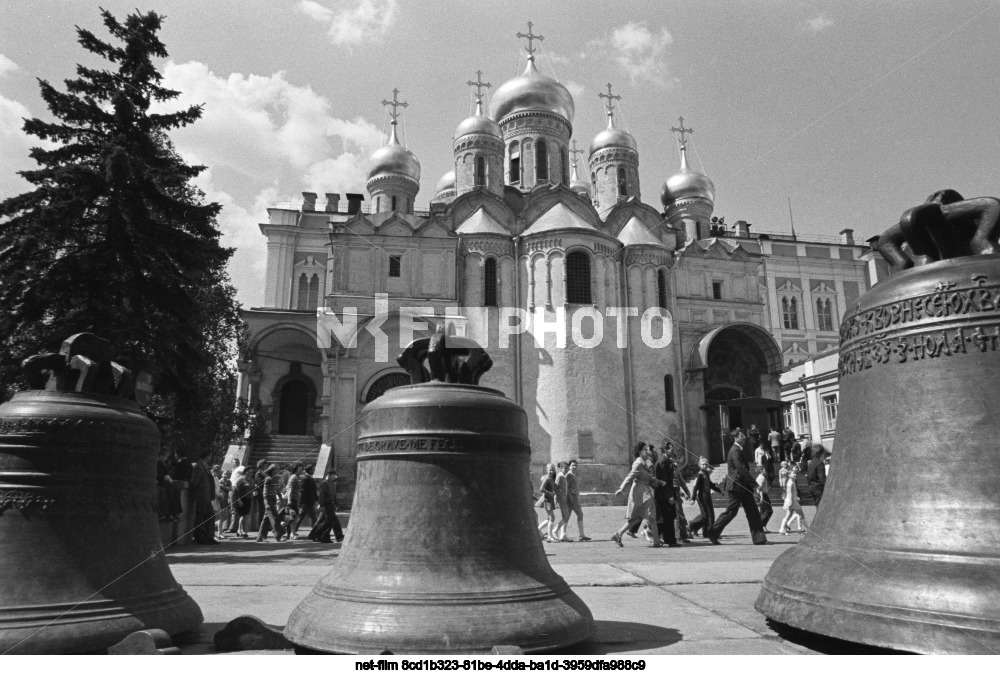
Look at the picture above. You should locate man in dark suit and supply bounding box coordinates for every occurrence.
[705,430,767,545]
[652,447,680,547]
[808,445,828,506]
[190,450,219,545]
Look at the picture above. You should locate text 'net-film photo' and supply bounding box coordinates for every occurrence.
[1,0,998,659]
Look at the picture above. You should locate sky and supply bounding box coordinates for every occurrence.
[1,0,999,307]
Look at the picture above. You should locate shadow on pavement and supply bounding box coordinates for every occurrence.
[765,619,913,654]
[548,621,682,655]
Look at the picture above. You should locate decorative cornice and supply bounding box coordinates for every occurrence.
[454,136,504,152]
[0,416,158,444]
[589,147,639,168]
[365,173,420,191]
[0,489,159,515]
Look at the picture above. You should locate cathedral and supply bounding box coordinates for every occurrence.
[238,27,876,498]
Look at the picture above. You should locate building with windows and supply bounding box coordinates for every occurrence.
[238,28,876,498]
[779,349,840,451]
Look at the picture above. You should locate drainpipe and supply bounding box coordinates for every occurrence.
[620,249,636,451]
[512,235,523,406]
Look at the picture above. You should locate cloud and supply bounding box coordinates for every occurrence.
[0,54,18,78]
[157,60,387,305]
[806,14,834,33]
[0,93,35,197]
[296,0,398,47]
[595,22,673,87]
[543,49,573,67]
[563,80,585,104]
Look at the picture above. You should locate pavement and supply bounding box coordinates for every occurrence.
[165,504,904,656]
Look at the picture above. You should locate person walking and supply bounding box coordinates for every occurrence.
[284,464,303,539]
[652,448,680,547]
[190,450,219,545]
[688,458,721,537]
[215,467,232,539]
[705,430,767,545]
[565,460,590,541]
[554,461,572,541]
[230,466,255,538]
[256,464,287,542]
[294,464,318,535]
[778,463,808,534]
[671,455,693,541]
[309,469,344,543]
[536,464,557,542]
[808,445,828,506]
[611,445,663,548]
[755,472,774,533]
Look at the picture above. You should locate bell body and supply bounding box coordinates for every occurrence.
[285,382,594,654]
[756,255,1000,653]
[0,391,203,654]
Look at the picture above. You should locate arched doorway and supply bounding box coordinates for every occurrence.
[692,323,784,463]
[278,380,309,435]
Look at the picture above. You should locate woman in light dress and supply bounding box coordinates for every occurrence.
[778,463,808,534]
[611,444,664,548]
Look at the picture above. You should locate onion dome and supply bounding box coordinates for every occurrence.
[491,57,575,125]
[455,99,501,139]
[589,115,637,156]
[433,170,456,201]
[569,160,591,197]
[367,123,420,184]
[661,144,714,207]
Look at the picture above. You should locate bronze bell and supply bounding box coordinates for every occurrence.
[756,191,1000,653]
[285,332,595,654]
[0,334,203,654]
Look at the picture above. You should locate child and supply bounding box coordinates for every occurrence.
[778,464,808,534]
[778,461,790,490]
[755,472,773,533]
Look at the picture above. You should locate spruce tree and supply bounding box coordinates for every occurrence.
[0,9,244,459]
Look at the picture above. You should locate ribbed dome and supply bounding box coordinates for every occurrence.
[491,58,575,125]
[434,170,456,197]
[367,125,420,183]
[455,100,501,139]
[661,146,714,207]
[589,117,637,156]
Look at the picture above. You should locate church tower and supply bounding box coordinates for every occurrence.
[661,117,714,241]
[588,83,639,218]
[366,89,421,214]
[491,23,574,190]
[453,71,504,198]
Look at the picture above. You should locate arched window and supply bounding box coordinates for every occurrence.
[376,196,381,211]
[483,257,498,307]
[391,195,397,211]
[664,374,675,412]
[475,155,486,187]
[817,298,834,331]
[782,296,799,330]
[536,139,548,181]
[509,141,520,184]
[566,251,592,304]
[308,274,319,310]
[657,269,668,309]
[297,273,309,310]
[618,167,628,197]
[561,148,568,184]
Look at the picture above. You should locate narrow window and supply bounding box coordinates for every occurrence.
[297,273,309,310]
[376,196,381,211]
[388,255,401,278]
[663,374,675,411]
[591,172,598,206]
[817,298,834,331]
[308,274,319,310]
[712,281,723,300]
[561,148,568,184]
[391,195,397,211]
[782,296,799,329]
[483,257,498,307]
[509,141,520,184]
[407,197,412,213]
[822,393,839,432]
[565,251,592,304]
[795,401,809,433]
[617,167,628,197]
[536,139,548,181]
[657,270,668,309]
[475,155,486,187]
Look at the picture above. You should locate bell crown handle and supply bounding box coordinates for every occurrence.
[397,327,493,385]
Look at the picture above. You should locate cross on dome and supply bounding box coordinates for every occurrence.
[381,88,408,127]
[467,70,491,106]
[569,139,584,168]
[598,83,622,122]
[670,116,694,148]
[516,22,544,60]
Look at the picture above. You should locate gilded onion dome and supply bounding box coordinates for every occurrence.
[491,57,575,125]
[455,99,501,139]
[661,144,714,207]
[367,123,421,184]
[589,115,637,156]
[569,160,591,197]
[434,170,456,198]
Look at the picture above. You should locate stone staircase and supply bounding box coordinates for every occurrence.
[249,435,322,470]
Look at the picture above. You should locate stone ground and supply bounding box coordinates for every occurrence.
[166,504,898,656]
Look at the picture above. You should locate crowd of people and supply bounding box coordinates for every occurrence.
[155,451,345,546]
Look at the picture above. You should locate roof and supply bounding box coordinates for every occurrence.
[521,202,596,236]
[455,207,509,236]
[617,216,664,247]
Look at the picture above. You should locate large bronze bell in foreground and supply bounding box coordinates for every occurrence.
[757,191,1000,653]
[0,334,202,654]
[285,333,594,654]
